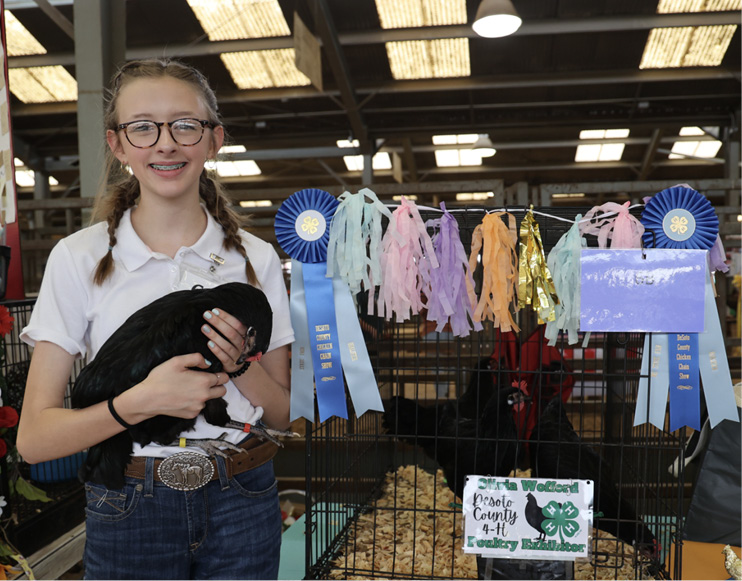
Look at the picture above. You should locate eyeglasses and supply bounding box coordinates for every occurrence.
[116,118,216,148]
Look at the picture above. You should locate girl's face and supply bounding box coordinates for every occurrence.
[106,76,224,205]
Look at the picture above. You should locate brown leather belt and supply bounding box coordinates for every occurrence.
[124,437,278,490]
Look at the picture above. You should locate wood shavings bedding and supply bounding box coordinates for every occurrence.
[327,465,658,580]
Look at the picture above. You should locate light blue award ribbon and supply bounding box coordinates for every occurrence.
[634,334,670,429]
[668,333,700,431]
[289,260,315,421]
[276,188,384,422]
[698,268,739,427]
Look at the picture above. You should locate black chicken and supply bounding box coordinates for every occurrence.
[72,282,278,489]
[383,358,524,499]
[529,397,657,556]
[524,492,549,541]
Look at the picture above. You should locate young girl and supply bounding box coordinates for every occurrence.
[16,58,294,580]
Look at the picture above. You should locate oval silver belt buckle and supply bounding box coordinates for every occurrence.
[157,452,214,491]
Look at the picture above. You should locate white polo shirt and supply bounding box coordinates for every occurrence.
[21,205,295,458]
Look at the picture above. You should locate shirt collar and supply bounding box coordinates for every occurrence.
[115,205,225,271]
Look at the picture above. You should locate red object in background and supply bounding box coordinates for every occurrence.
[490,326,574,441]
[4,221,23,299]
[0,7,25,300]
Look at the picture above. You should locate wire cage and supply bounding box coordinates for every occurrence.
[0,299,87,557]
[303,206,689,580]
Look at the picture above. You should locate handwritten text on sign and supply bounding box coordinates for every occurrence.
[462,476,594,561]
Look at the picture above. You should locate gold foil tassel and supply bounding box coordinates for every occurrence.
[468,212,520,333]
[518,209,559,323]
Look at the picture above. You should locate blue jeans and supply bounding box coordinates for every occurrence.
[83,455,282,580]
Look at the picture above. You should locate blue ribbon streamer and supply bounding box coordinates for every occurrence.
[289,261,316,422]
[698,268,739,427]
[668,333,700,431]
[302,261,349,421]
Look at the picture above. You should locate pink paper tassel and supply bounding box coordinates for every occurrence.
[579,201,644,249]
[423,204,483,337]
[378,197,438,322]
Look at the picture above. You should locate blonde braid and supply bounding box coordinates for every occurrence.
[200,172,258,286]
[93,178,139,285]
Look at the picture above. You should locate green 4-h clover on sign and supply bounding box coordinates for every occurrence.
[541,501,580,543]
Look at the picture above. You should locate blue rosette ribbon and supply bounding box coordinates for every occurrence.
[276,188,383,422]
[634,186,737,431]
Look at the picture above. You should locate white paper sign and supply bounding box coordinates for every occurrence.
[462,476,594,561]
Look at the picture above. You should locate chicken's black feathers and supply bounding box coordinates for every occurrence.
[71,282,272,489]
[530,397,657,555]
[383,359,523,499]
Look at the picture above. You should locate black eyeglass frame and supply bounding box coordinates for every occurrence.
[116,118,217,148]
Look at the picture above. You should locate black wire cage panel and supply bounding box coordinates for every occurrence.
[0,299,87,557]
[303,207,688,581]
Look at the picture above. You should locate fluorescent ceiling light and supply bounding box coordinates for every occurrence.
[4,11,78,103]
[393,194,418,201]
[337,139,360,148]
[239,200,272,208]
[216,145,261,176]
[669,126,722,159]
[433,133,487,167]
[472,0,522,38]
[386,38,470,79]
[187,0,309,88]
[342,152,393,172]
[575,129,629,162]
[640,0,739,69]
[374,0,467,28]
[457,192,493,201]
[553,193,586,198]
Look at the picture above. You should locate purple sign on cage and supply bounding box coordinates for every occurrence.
[580,248,706,333]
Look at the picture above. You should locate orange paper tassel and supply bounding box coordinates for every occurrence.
[468,212,520,333]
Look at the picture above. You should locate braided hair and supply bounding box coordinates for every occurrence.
[92,58,257,286]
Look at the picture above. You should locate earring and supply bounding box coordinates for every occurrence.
[205,158,217,171]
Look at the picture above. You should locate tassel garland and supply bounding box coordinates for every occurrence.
[518,210,559,324]
[378,196,438,322]
[469,212,520,333]
[423,203,483,337]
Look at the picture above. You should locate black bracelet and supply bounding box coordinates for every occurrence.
[108,396,134,429]
[227,361,251,378]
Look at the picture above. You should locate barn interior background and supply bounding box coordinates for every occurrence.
[0,0,737,579]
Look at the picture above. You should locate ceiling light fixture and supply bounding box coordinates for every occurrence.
[472,134,496,157]
[472,0,522,38]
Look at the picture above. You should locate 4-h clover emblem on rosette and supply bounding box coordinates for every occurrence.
[640,185,718,249]
[540,500,581,543]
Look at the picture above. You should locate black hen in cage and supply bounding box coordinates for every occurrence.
[301,207,689,581]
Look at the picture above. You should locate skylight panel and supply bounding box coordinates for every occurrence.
[374,0,470,80]
[386,38,470,80]
[4,10,78,103]
[374,0,467,28]
[221,51,310,89]
[640,0,739,69]
[186,0,308,89]
[186,0,290,38]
